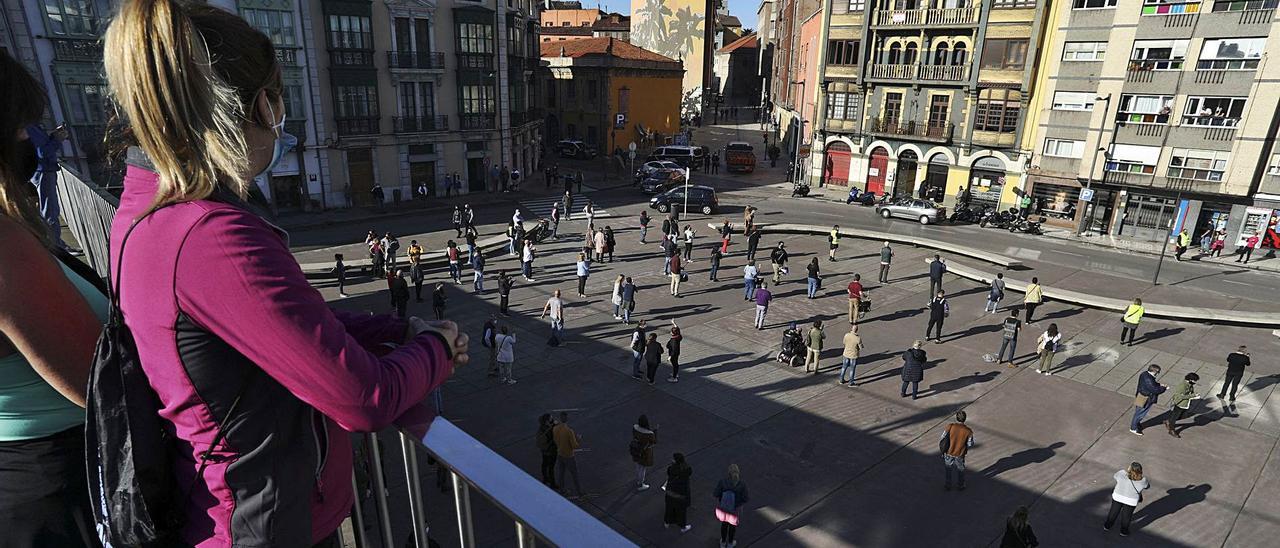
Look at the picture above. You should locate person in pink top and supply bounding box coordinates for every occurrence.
[1236,232,1261,264]
[102,2,467,546]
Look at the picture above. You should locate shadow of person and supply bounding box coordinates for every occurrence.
[1132,484,1212,527]
[927,370,1000,395]
[980,441,1066,479]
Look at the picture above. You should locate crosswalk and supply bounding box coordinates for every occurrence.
[519,194,614,221]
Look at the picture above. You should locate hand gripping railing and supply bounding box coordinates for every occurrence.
[351,418,635,548]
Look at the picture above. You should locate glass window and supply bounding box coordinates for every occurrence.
[461,85,495,114]
[994,0,1037,6]
[974,89,1021,133]
[399,82,435,117]
[62,83,107,124]
[1141,0,1203,15]
[1183,96,1247,126]
[328,15,371,49]
[827,40,860,66]
[241,8,296,47]
[1043,138,1084,158]
[1198,38,1266,70]
[826,93,859,120]
[1130,40,1188,70]
[1268,153,1280,175]
[1116,94,1173,124]
[335,85,378,118]
[459,23,494,54]
[282,85,305,120]
[1063,42,1107,61]
[1073,0,1117,7]
[1167,149,1228,181]
[1211,0,1277,11]
[44,0,99,36]
[848,0,866,10]
[1052,91,1096,111]
[981,39,1029,70]
[1105,144,1161,174]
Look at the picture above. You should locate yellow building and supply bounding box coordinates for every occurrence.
[541,38,684,155]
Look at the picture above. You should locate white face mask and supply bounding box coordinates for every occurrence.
[255,100,296,181]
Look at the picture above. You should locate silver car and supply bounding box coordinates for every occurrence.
[875,198,947,225]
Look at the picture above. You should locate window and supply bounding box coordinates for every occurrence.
[1130,40,1187,70]
[827,40,860,65]
[883,92,903,124]
[1105,144,1160,174]
[43,0,99,36]
[1063,42,1107,61]
[981,39,1029,70]
[460,85,494,114]
[1198,38,1265,70]
[974,89,1021,133]
[848,0,866,10]
[62,83,107,124]
[334,85,378,117]
[825,92,859,120]
[241,8,296,47]
[282,85,306,120]
[328,15,371,49]
[1073,0,1117,7]
[508,22,525,56]
[1043,138,1085,158]
[459,23,494,54]
[1116,94,1173,124]
[1167,149,1228,181]
[399,82,435,117]
[994,0,1036,6]
[1211,0,1277,11]
[1268,153,1280,175]
[1183,96,1247,126]
[1142,0,1203,14]
[1052,91,1096,111]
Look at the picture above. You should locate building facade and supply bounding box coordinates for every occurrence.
[3,0,542,211]
[539,0,600,42]
[541,37,683,154]
[714,33,762,108]
[631,0,716,119]
[1027,0,1280,253]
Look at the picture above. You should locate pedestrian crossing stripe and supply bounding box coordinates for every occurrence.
[520,194,613,221]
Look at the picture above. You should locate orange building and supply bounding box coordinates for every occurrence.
[540,0,602,42]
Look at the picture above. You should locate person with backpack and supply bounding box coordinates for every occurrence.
[98,4,463,545]
[0,48,109,548]
[494,325,517,385]
[941,411,975,491]
[643,333,664,385]
[1000,506,1039,548]
[926,290,950,343]
[667,325,684,382]
[629,415,658,490]
[1035,323,1062,375]
[996,309,1021,366]
[714,464,749,548]
[986,273,1006,314]
[1121,297,1144,345]
[536,414,558,488]
[663,453,694,533]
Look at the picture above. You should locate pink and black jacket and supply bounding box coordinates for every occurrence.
[110,160,452,547]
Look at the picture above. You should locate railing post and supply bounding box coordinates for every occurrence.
[399,432,431,548]
[350,474,370,548]
[367,433,396,548]
[452,471,476,548]
[515,521,537,548]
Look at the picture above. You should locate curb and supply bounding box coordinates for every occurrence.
[706,222,1024,269]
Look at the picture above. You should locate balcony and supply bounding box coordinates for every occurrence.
[866,118,953,143]
[459,113,497,130]
[873,6,980,26]
[388,51,446,70]
[284,120,307,143]
[918,64,969,82]
[351,419,633,548]
[870,64,917,80]
[330,49,375,67]
[457,52,495,71]
[393,115,449,133]
[972,130,1017,148]
[276,48,302,67]
[334,116,380,136]
[50,38,102,62]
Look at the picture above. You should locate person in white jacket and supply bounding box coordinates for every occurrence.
[1035,323,1062,375]
[1103,462,1149,537]
[494,325,517,385]
[611,275,625,319]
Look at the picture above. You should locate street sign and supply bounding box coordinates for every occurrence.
[628,142,636,152]
[615,113,626,128]
[628,150,636,160]
[798,144,811,158]
[1079,188,1095,203]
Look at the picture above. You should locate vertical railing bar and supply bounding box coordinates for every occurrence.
[515,521,536,548]
[350,473,369,548]
[452,471,477,548]
[399,432,430,548]
[367,433,396,548]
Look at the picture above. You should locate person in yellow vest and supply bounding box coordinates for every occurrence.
[1121,298,1145,346]
[407,240,424,266]
[1023,277,1044,324]
[828,225,841,262]
[1174,229,1191,261]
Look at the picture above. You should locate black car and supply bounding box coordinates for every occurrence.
[649,185,718,215]
[639,170,685,194]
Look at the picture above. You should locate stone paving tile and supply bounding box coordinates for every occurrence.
[1069,342,1127,385]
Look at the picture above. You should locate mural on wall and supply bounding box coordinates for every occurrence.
[632,0,707,114]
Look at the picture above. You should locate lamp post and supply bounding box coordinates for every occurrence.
[1078,93,1112,235]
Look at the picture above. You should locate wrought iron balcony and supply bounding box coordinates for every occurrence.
[330,49,375,67]
[388,51,446,70]
[334,116,380,136]
[393,115,449,133]
[459,113,497,130]
[918,64,969,81]
[276,48,302,67]
[870,64,917,80]
[866,118,953,142]
[874,6,979,26]
[50,38,102,62]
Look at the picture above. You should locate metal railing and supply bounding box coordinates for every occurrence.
[871,63,917,79]
[331,49,376,67]
[50,38,102,62]
[457,52,495,71]
[388,51,446,70]
[459,113,497,130]
[918,64,969,81]
[393,115,449,133]
[353,419,634,548]
[335,116,380,136]
[866,118,953,142]
[277,48,302,67]
[874,6,979,25]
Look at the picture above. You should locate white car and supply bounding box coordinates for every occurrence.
[635,160,682,181]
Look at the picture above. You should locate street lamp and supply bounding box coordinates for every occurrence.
[1079,93,1113,235]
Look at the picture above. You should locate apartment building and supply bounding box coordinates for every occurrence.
[3,0,542,211]
[805,0,1048,212]
[767,0,822,174]
[1027,0,1280,251]
[539,0,600,42]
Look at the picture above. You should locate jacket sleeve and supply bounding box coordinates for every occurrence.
[331,310,408,350]
[177,208,452,433]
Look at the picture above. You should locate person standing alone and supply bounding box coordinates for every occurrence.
[1121,298,1144,345]
[847,274,864,324]
[629,415,657,490]
[1103,463,1149,537]
[1023,278,1043,324]
[926,290,949,343]
[663,453,693,533]
[839,325,862,386]
[879,242,893,283]
[541,290,565,345]
[494,325,517,385]
[753,282,772,330]
[941,411,975,491]
[553,412,583,498]
[996,309,1021,366]
[667,325,683,382]
[1218,346,1250,402]
[713,465,749,548]
[804,321,825,374]
[985,273,1005,314]
[643,333,664,385]
[928,255,946,296]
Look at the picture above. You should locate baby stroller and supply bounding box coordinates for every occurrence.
[775,323,805,367]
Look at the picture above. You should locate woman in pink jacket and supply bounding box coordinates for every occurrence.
[102,2,466,546]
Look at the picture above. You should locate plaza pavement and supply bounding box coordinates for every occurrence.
[310,215,1280,548]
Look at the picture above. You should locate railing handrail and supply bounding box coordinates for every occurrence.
[415,418,635,547]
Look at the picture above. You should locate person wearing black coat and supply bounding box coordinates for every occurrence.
[666,326,683,382]
[926,290,949,343]
[901,340,927,399]
[431,282,447,320]
[643,333,664,385]
[929,255,947,296]
[663,453,693,532]
[999,506,1039,547]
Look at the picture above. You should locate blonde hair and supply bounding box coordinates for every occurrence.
[1127,462,1144,481]
[103,0,279,208]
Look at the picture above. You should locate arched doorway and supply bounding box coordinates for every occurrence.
[824,141,852,186]
[969,156,1007,210]
[924,153,949,202]
[897,150,919,197]
[868,147,890,194]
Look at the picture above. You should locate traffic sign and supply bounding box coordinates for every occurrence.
[628,142,636,152]
[1079,188,1095,203]
[798,144,811,158]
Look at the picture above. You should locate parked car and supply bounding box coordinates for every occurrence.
[650,184,718,215]
[875,198,946,225]
[640,170,686,194]
[635,160,682,181]
[647,145,706,168]
[557,139,597,159]
[724,141,756,173]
